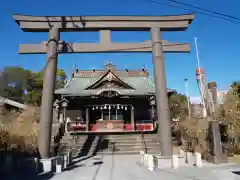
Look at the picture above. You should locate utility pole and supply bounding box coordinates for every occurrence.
[184,78,191,121]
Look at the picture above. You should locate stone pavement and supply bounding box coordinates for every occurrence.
[49,155,240,180]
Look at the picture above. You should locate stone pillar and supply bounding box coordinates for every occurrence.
[85,108,89,131]
[131,106,135,130]
[208,82,226,163]
[209,121,225,164]
[38,27,60,159]
[208,82,218,116]
[151,27,172,156]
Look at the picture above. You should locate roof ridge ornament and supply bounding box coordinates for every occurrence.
[104,59,111,65]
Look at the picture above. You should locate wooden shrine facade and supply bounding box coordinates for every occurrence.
[55,63,175,132]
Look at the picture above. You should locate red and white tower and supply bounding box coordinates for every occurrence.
[194,38,209,117]
[196,67,209,117]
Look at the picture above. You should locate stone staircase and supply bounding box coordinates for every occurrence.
[59,133,161,157]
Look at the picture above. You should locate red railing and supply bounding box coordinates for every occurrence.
[67,122,153,132]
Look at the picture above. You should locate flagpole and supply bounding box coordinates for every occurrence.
[184,78,191,121]
[194,37,201,68]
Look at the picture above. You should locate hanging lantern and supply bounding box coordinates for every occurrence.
[96,106,98,109]
[108,105,111,110]
[125,106,127,110]
[104,105,107,109]
[100,106,103,110]
[121,106,123,109]
[92,107,95,110]
[117,105,120,110]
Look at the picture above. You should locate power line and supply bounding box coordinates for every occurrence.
[164,0,240,21]
[144,0,240,24]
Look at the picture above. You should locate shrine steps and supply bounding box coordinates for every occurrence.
[60,133,161,156]
[97,150,160,155]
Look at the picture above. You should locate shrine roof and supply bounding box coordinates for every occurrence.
[55,76,156,96]
[55,63,174,96]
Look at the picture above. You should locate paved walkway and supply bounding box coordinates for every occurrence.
[49,155,240,180]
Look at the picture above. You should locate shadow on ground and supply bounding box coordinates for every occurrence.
[1,169,55,180]
[0,152,55,180]
[77,135,109,157]
[0,134,110,180]
[232,171,240,176]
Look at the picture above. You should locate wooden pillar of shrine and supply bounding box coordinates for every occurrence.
[131,106,135,130]
[85,107,90,131]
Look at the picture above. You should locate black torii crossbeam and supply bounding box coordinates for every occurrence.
[13,14,194,159]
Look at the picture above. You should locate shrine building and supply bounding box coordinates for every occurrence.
[55,62,175,133]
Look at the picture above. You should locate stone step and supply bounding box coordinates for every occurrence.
[107,139,159,143]
[59,133,161,156]
[61,141,159,146]
[61,139,159,145]
[60,147,161,157]
[107,141,160,146]
[105,138,158,142]
[106,135,157,140]
[106,134,157,137]
[61,137,88,141]
[63,140,158,144]
[101,146,160,151]
[61,140,160,146]
[60,143,160,150]
[63,134,158,139]
[97,150,161,155]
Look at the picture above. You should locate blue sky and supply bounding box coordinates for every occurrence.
[0,0,240,97]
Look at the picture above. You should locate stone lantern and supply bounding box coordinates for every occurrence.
[61,98,69,123]
[149,96,156,121]
[53,99,60,124]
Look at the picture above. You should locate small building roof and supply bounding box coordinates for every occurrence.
[0,96,27,109]
[55,64,173,96]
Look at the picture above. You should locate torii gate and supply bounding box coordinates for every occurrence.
[13,14,194,158]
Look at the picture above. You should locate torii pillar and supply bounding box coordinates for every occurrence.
[13,14,194,158]
[151,27,172,155]
[38,28,60,158]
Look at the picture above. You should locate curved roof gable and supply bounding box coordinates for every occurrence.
[84,70,134,90]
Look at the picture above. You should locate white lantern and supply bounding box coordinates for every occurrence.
[117,105,120,110]
[125,106,127,110]
[108,105,111,110]
[92,107,95,110]
[104,105,107,109]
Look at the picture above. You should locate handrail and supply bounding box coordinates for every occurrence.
[141,132,147,153]
[141,121,159,153]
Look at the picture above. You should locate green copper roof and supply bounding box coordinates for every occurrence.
[55,76,156,96]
